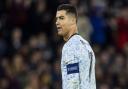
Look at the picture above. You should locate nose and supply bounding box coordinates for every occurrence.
[56,17,60,25]
[56,20,59,25]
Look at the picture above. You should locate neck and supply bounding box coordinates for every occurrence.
[63,25,78,41]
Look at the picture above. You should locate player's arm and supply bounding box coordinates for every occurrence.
[65,42,93,89]
[64,51,80,89]
[63,44,81,89]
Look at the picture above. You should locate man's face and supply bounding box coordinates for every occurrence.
[56,10,72,36]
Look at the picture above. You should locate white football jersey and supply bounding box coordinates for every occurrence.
[61,34,96,89]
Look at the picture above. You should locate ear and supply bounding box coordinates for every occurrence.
[70,16,76,25]
[72,17,76,24]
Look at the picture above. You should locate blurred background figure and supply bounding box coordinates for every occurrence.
[0,0,128,89]
[11,27,22,50]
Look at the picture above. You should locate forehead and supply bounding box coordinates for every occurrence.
[56,10,67,17]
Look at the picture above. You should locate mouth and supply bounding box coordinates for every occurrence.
[57,26,62,32]
[57,26,61,29]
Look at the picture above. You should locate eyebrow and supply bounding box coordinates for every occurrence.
[56,16,64,19]
[55,16,64,22]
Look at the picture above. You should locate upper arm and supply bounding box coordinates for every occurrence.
[62,45,80,89]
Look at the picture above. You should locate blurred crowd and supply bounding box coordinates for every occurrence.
[0,0,128,89]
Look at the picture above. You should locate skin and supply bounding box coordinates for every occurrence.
[56,10,78,41]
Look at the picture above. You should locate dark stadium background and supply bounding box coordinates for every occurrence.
[0,0,128,89]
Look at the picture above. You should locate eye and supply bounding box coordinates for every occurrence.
[59,16,64,20]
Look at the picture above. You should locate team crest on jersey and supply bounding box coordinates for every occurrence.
[67,63,79,74]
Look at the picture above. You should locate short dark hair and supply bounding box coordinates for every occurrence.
[57,4,77,22]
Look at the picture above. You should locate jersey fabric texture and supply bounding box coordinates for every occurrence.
[61,34,96,89]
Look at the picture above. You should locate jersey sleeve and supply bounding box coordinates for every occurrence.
[63,46,81,89]
[62,41,93,89]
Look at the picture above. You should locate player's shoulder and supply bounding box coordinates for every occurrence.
[68,35,89,46]
[63,35,89,49]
